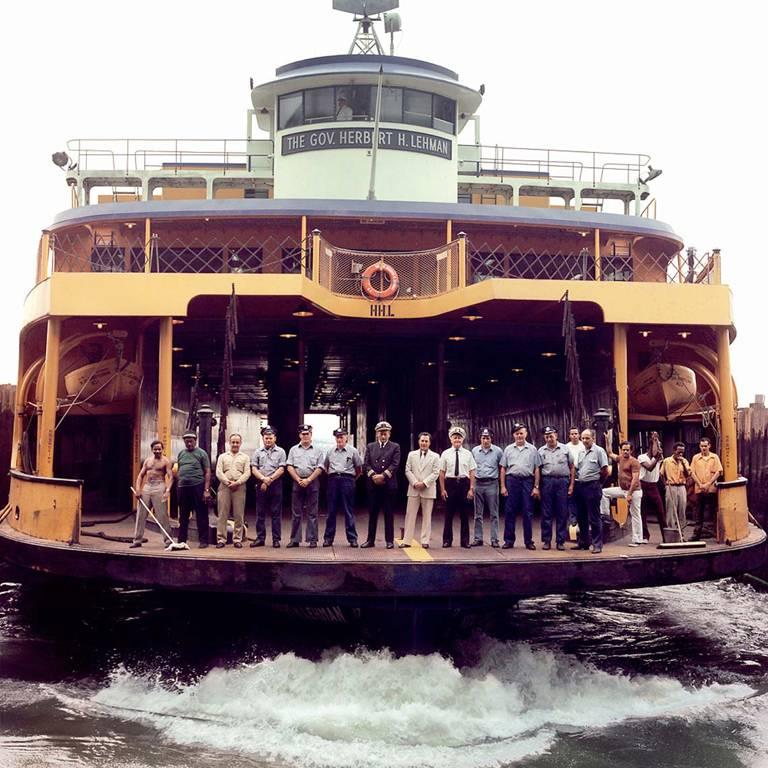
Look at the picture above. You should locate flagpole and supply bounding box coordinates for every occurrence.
[367,65,384,201]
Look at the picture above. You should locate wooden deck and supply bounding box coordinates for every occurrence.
[2,505,765,602]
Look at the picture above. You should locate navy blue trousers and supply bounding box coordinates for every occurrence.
[324,475,358,544]
[541,476,569,545]
[504,475,534,546]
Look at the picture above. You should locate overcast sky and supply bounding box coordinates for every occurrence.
[1,0,764,405]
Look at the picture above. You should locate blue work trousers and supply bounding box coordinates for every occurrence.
[503,475,534,546]
[540,476,569,546]
[324,475,358,544]
[575,480,603,548]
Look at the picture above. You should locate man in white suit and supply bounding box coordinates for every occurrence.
[401,431,440,548]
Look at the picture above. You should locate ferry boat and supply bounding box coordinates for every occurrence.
[1,2,763,604]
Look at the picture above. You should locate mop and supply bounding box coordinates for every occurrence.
[657,499,706,549]
[130,486,189,551]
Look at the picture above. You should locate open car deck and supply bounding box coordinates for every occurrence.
[2,507,764,602]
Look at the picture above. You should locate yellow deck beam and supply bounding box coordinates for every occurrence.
[37,317,62,476]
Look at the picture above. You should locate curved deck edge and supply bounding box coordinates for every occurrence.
[1,521,765,600]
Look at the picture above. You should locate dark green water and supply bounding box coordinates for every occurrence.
[1,562,766,767]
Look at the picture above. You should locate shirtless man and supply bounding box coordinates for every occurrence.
[131,439,175,548]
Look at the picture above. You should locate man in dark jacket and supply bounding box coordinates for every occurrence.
[361,421,401,549]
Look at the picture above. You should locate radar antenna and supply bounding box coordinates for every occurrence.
[332,0,400,55]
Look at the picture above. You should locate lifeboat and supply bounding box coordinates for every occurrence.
[64,358,142,404]
[629,363,696,416]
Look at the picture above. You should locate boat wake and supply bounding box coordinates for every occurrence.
[71,637,755,768]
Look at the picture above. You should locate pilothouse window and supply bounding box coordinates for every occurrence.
[278,85,455,134]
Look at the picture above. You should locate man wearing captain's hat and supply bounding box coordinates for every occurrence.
[250,425,287,548]
[438,426,477,548]
[361,421,401,549]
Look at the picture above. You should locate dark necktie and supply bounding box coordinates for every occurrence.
[455,449,460,477]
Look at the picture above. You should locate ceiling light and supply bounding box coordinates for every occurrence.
[279,332,298,339]
[172,346,183,352]
[448,335,466,342]
[511,368,524,373]
[172,318,185,325]
[488,378,499,384]
[179,363,193,369]
[576,325,595,331]
[461,306,483,321]
[678,331,692,339]
[541,352,557,358]
[467,385,477,391]
[292,303,314,318]
[367,379,379,385]
[93,321,107,330]
[639,330,652,338]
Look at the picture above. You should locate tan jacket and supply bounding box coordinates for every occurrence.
[405,449,440,499]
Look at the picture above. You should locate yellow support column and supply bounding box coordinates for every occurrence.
[594,228,601,281]
[301,215,308,270]
[446,219,452,244]
[10,340,26,470]
[37,232,50,283]
[144,219,153,273]
[613,324,628,442]
[37,317,62,477]
[311,228,321,283]
[457,232,467,288]
[132,333,145,480]
[715,326,749,542]
[158,318,173,456]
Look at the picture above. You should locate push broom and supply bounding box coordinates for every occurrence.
[130,486,189,551]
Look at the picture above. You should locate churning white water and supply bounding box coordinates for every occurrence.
[87,638,756,768]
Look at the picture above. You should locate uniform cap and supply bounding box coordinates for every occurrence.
[333,428,348,437]
[374,421,392,431]
[543,426,557,435]
[480,428,493,438]
[449,426,466,439]
[182,431,197,439]
[260,425,276,435]
[298,423,313,433]
[512,422,527,433]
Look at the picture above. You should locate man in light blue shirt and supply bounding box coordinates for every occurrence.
[286,424,325,547]
[573,429,610,553]
[537,426,574,551]
[323,428,362,547]
[500,423,541,550]
[471,428,503,547]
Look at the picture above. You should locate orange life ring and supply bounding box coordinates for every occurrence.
[361,262,399,301]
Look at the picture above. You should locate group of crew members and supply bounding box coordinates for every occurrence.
[130,421,723,553]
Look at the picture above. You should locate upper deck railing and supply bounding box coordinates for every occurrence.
[39,221,720,288]
[458,145,651,186]
[65,138,266,174]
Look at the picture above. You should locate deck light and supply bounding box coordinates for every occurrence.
[292,303,314,318]
[462,306,483,321]
[639,166,663,184]
[51,151,77,171]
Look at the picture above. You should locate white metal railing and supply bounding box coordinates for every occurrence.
[65,138,272,174]
[458,144,651,186]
